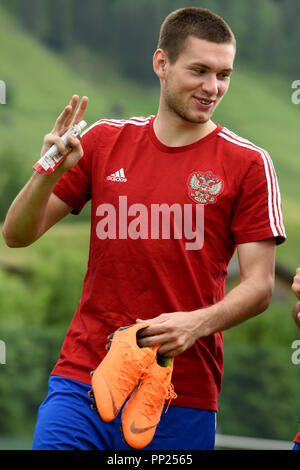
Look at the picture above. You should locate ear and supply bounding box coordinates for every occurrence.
[153,49,168,79]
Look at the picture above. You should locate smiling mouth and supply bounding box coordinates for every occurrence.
[194,97,214,106]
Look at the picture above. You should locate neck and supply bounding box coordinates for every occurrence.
[154,106,217,147]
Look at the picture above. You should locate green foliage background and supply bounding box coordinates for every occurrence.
[0,0,299,449]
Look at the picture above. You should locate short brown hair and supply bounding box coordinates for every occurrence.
[157,7,236,63]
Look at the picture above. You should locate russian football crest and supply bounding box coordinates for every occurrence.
[187,170,224,205]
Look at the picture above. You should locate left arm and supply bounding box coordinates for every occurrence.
[137,238,276,357]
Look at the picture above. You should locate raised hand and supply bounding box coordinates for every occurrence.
[40,95,89,173]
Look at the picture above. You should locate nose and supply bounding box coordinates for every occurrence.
[201,73,218,97]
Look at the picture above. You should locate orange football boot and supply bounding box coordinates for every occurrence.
[89,323,158,423]
[121,355,177,449]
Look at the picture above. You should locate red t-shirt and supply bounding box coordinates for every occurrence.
[295,428,300,444]
[51,116,286,411]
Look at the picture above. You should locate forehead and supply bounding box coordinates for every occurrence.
[176,36,235,70]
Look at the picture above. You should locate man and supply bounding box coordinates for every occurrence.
[291,268,300,450]
[292,268,300,329]
[2,8,286,450]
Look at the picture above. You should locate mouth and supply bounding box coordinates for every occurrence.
[193,96,215,109]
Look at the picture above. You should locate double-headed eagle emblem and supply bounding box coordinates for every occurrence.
[187,171,224,205]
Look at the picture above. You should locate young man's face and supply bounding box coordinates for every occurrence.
[159,36,235,124]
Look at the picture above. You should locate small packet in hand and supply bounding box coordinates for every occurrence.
[33,120,87,174]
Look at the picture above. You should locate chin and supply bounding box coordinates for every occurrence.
[186,114,210,124]
[185,107,214,124]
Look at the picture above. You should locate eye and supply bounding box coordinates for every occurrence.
[192,69,206,75]
[218,73,231,80]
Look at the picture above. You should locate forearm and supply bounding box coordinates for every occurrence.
[137,273,273,357]
[2,169,63,247]
[196,275,273,337]
[137,240,275,357]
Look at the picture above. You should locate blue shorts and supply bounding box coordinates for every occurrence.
[293,442,300,450]
[32,376,216,450]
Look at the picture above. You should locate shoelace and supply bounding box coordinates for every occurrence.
[139,372,177,420]
[164,383,177,413]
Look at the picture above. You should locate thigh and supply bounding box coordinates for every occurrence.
[144,406,216,450]
[32,376,115,450]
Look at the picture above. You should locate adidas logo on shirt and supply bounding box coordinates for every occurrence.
[107,168,127,183]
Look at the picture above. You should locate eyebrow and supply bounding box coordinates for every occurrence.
[189,62,233,73]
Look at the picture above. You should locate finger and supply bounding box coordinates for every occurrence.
[52,106,74,134]
[135,319,149,333]
[52,95,79,133]
[137,323,168,338]
[72,96,89,125]
[64,95,80,127]
[158,345,180,357]
[157,337,187,357]
[137,332,167,348]
[66,134,83,156]
[42,133,69,156]
[66,133,81,146]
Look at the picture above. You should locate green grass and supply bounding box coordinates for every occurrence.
[0,220,90,269]
[1,2,299,200]
[214,64,300,203]
[0,5,158,168]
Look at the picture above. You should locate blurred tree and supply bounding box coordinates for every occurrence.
[1,0,300,81]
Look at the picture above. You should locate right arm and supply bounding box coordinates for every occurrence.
[2,94,88,247]
[291,267,300,328]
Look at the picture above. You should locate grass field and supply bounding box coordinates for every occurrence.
[0,5,157,162]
